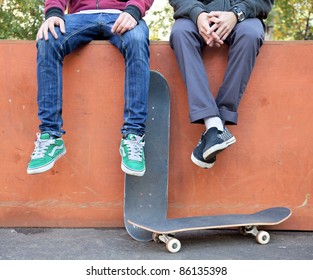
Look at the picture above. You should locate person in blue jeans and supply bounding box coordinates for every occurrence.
[169,0,273,168]
[27,0,154,176]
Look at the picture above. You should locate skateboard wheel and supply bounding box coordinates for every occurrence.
[166,238,181,253]
[256,230,270,245]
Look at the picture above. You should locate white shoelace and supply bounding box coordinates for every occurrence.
[31,133,55,159]
[124,136,145,161]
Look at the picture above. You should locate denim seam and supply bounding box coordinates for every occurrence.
[58,23,100,56]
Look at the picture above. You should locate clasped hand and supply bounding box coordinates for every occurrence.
[197,11,237,47]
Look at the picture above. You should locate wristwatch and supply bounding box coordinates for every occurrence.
[232,6,245,22]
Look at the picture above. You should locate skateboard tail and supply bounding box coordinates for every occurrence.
[124,71,171,242]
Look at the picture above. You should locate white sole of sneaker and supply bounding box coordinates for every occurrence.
[121,163,145,177]
[27,150,66,175]
[191,153,215,169]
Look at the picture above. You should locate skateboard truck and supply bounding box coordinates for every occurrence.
[239,226,270,245]
[152,233,181,253]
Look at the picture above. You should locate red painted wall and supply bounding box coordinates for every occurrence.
[1,40,312,230]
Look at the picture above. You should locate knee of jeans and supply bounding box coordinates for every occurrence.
[125,20,149,40]
[123,32,149,55]
[36,36,61,55]
[127,26,149,45]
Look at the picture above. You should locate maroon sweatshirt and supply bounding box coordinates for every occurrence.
[44,0,154,22]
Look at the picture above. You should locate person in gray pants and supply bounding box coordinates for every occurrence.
[169,0,274,168]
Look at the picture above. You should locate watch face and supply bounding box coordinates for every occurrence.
[238,12,244,21]
[234,7,245,21]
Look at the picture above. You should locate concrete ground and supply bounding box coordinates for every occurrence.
[0,228,312,260]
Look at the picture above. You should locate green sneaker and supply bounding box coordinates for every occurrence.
[27,133,66,175]
[120,134,146,176]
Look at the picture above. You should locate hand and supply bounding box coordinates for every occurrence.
[36,16,65,41]
[207,11,237,41]
[111,12,137,35]
[197,12,223,47]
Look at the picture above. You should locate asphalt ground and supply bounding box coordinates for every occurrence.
[0,227,312,260]
[0,228,312,280]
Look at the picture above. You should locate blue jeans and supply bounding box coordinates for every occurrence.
[37,13,150,137]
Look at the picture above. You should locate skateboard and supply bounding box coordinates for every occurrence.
[124,70,170,241]
[127,207,292,253]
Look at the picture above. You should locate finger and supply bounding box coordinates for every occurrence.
[208,16,221,27]
[215,41,222,47]
[43,26,50,40]
[208,11,222,19]
[113,19,136,35]
[126,21,137,30]
[59,20,66,34]
[217,25,231,41]
[36,27,43,41]
[214,27,225,40]
[111,21,118,33]
[208,38,223,47]
[221,31,230,41]
[113,22,125,34]
[116,26,127,35]
[204,34,216,46]
[111,15,124,33]
[199,29,210,44]
[207,22,218,34]
[49,23,59,39]
[210,31,223,44]
[207,22,222,37]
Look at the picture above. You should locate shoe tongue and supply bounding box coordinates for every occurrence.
[127,134,140,141]
[40,133,51,140]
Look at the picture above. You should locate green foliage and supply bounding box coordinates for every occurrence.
[0,0,44,40]
[144,2,174,41]
[0,0,312,41]
[146,0,313,41]
[272,0,313,40]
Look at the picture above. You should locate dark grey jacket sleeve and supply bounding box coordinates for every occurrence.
[169,0,207,23]
[234,0,274,19]
[169,0,274,25]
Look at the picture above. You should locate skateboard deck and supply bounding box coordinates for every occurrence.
[127,207,292,252]
[124,70,170,241]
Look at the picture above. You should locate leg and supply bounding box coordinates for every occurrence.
[216,18,265,125]
[37,14,101,137]
[170,18,236,167]
[169,18,220,124]
[28,14,101,174]
[109,19,150,176]
[200,19,264,162]
[109,20,150,137]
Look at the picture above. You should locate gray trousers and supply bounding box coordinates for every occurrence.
[169,18,265,125]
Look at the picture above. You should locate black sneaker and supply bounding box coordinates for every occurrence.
[191,132,216,168]
[202,127,236,160]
